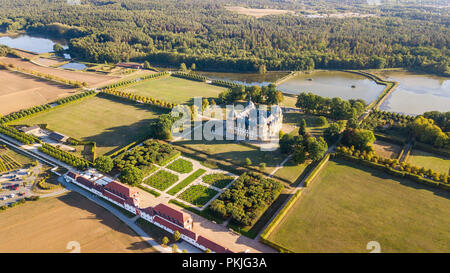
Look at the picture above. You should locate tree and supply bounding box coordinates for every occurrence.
[143,61,151,69]
[94,156,113,173]
[162,236,169,247]
[306,137,328,161]
[119,166,143,186]
[343,128,376,151]
[179,63,187,71]
[172,244,178,253]
[205,249,211,253]
[245,157,252,166]
[190,63,196,70]
[317,116,328,127]
[299,119,307,136]
[292,144,306,164]
[173,230,181,242]
[53,43,63,53]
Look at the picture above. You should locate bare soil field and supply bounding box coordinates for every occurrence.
[0,191,155,253]
[33,57,65,67]
[226,6,294,18]
[0,56,119,87]
[0,70,79,115]
[373,140,402,159]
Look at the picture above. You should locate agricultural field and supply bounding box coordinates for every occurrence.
[268,159,450,253]
[10,96,166,156]
[225,6,294,18]
[178,185,219,207]
[0,151,21,173]
[0,56,120,88]
[166,158,194,174]
[0,70,78,115]
[373,140,402,159]
[143,170,179,191]
[201,173,235,189]
[0,145,34,166]
[407,149,449,175]
[173,140,285,175]
[0,192,155,253]
[123,76,226,105]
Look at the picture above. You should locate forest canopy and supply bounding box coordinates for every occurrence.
[0,0,448,74]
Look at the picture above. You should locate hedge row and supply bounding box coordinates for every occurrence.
[333,152,449,192]
[38,143,90,170]
[413,141,450,158]
[167,169,207,196]
[0,125,39,144]
[100,89,176,109]
[211,79,243,88]
[172,72,207,82]
[303,154,330,187]
[0,90,96,124]
[101,71,169,90]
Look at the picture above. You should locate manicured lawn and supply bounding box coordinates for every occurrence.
[10,96,166,156]
[143,170,179,191]
[407,149,449,175]
[268,159,450,253]
[166,158,194,174]
[173,140,285,175]
[201,173,235,189]
[283,112,330,137]
[167,169,206,196]
[273,159,309,184]
[124,76,226,105]
[178,185,219,207]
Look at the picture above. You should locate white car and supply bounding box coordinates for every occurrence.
[9,194,15,198]
[1,196,7,200]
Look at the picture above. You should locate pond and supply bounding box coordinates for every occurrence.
[0,34,68,54]
[59,62,87,70]
[379,71,450,115]
[197,71,289,86]
[276,71,385,104]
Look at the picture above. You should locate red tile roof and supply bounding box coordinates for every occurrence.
[76,176,94,189]
[197,235,232,253]
[141,207,154,216]
[67,172,77,179]
[103,190,125,204]
[104,181,136,198]
[153,203,191,227]
[153,216,197,241]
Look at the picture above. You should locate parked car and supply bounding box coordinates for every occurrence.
[1,196,7,200]
[9,193,15,198]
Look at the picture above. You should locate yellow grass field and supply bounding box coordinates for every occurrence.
[0,192,155,253]
[0,69,78,115]
[373,140,402,159]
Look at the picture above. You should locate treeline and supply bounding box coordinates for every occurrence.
[219,84,283,105]
[0,125,38,144]
[0,90,96,124]
[100,89,176,109]
[101,71,169,90]
[0,0,447,74]
[296,93,366,121]
[172,72,207,82]
[38,143,90,170]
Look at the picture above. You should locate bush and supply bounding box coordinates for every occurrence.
[166,158,193,173]
[143,170,179,191]
[202,173,234,189]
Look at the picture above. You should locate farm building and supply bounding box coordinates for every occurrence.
[49,132,69,142]
[116,62,142,69]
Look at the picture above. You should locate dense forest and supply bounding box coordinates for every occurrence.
[0,0,448,74]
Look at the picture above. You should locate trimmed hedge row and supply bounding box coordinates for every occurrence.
[0,125,39,144]
[101,71,169,90]
[211,79,243,89]
[172,72,207,82]
[100,89,176,109]
[138,185,161,197]
[38,143,90,170]
[303,154,330,187]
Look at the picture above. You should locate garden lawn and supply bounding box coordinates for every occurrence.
[123,76,226,105]
[178,185,219,207]
[143,170,179,191]
[407,149,449,175]
[201,173,235,189]
[268,159,450,253]
[283,112,330,137]
[273,159,309,184]
[10,96,166,156]
[166,158,194,174]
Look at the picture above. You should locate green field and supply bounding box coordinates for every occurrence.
[407,149,449,175]
[268,159,450,253]
[273,158,309,184]
[173,140,285,174]
[124,76,227,105]
[11,96,166,156]
[283,112,330,137]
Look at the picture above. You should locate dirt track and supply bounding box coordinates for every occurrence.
[0,191,155,253]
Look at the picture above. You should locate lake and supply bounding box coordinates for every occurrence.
[277,71,385,104]
[379,71,450,115]
[0,34,68,54]
[197,71,289,86]
[59,62,87,70]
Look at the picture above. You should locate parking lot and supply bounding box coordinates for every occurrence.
[0,168,33,207]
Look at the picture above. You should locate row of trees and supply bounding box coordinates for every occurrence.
[172,72,207,82]
[408,116,449,148]
[101,71,168,90]
[38,143,90,170]
[219,84,283,105]
[0,125,38,144]
[100,89,176,109]
[0,90,95,124]
[296,93,366,121]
